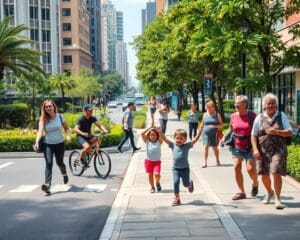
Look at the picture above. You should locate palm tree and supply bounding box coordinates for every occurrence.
[0,16,43,81]
[49,73,75,112]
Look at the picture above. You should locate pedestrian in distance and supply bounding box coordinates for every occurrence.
[176,103,183,121]
[158,98,170,134]
[188,103,200,140]
[149,96,157,127]
[162,128,201,206]
[34,99,71,196]
[117,102,141,154]
[141,126,164,193]
[74,104,109,166]
[251,93,293,209]
[199,100,223,168]
[220,95,259,201]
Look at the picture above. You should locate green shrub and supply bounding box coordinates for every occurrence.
[287,145,300,181]
[133,110,146,129]
[0,124,124,152]
[0,103,28,128]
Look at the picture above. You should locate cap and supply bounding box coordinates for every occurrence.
[83,104,93,111]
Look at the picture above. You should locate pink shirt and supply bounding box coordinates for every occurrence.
[230,111,256,150]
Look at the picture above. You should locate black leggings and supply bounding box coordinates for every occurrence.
[43,142,66,186]
[189,122,198,140]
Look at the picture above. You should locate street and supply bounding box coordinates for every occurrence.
[0,106,132,240]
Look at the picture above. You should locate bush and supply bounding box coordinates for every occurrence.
[0,103,28,128]
[0,124,124,152]
[133,110,147,129]
[287,145,300,181]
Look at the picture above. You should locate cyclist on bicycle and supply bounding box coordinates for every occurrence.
[74,104,108,165]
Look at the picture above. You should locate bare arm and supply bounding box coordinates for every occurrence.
[251,135,260,159]
[161,134,171,145]
[94,122,108,134]
[217,113,223,129]
[74,124,88,137]
[62,121,71,143]
[191,129,201,146]
[141,126,152,143]
[34,117,44,148]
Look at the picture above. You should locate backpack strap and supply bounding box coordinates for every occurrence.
[248,111,254,127]
[58,114,63,126]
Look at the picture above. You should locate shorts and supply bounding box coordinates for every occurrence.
[150,107,156,114]
[76,135,94,145]
[231,147,253,161]
[144,159,161,174]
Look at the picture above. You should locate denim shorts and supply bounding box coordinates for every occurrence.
[231,147,253,160]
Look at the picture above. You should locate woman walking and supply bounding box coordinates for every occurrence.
[199,100,223,168]
[251,93,292,209]
[34,99,71,196]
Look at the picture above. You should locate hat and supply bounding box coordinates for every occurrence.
[83,104,93,111]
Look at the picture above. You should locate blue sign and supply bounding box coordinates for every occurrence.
[204,73,213,95]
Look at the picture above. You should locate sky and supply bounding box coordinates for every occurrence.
[111,0,148,87]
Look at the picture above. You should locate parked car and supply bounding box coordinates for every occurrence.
[107,101,117,108]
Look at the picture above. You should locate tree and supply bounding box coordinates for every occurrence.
[15,71,52,126]
[49,73,75,112]
[99,72,123,100]
[0,16,43,96]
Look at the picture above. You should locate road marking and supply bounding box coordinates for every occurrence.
[51,184,72,193]
[10,185,39,193]
[0,162,14,169]
[84,184,106,193]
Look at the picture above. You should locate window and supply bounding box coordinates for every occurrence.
[64,55,72,64]
[30,6,38,19]
[62,8,71,16]
[42,51,51,64]
[63,38,72,45]
[42,30,51,42]
[30,29,39,41]
[4,4,14,16]
[42,8,50,20]
[62,23,71,31]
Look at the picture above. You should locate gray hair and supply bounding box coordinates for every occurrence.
[235,95,248,104]
[262,93,278,108]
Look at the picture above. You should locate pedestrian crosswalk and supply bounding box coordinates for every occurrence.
[0,184,107,194]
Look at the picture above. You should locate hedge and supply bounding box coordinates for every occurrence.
[287,145,300,181]
[0,103,28,128]
[0,124,124,152]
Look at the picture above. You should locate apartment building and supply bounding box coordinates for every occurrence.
[61,0,92,75]
[0,0,61,74]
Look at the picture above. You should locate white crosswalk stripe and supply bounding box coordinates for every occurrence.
[0,162,14,169]
[2,184,107,194]
[83,184,106,193]
[9,185,39,193]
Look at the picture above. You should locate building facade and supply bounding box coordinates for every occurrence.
[276,0,300,123]
[87,0,102,73]
[141,1,156,33]
[61,0,92,75]
[0,0,61,74]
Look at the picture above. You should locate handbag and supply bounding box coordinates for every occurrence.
[216,130,224,141]
[33,136,45,153]
[224,131,234,148]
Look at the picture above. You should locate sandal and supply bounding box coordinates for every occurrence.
[232,192,246,200]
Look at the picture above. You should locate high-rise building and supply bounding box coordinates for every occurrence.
[165,0,180,10]
[0,0,61,74]
[156,0,166,14]
[101,15,109,71]
[101,0,117,71]
[61,0,92,75]
[115,41,127,82]
[116,11,123,41]
[87,0,102,73]
[141,1,156,33]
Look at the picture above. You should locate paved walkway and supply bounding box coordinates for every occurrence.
[100,111,300,240]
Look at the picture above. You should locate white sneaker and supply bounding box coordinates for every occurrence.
[262,191,274,204]
[275,198,286,209]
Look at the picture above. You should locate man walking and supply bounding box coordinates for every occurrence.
[117,102,141,154]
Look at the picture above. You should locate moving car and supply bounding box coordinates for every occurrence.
[107,101,117,108]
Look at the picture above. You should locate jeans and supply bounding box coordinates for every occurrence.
[173,167,190,194]
[189,122,198,140]
[159,119,168,134]
[118,128,137,150]
[43,142,66,186]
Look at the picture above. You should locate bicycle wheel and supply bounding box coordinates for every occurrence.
[94,150,111,178]
[69,150,85,176]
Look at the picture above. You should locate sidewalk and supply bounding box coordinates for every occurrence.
[100,111,300,240]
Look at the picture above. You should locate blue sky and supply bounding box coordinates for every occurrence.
[111,0,147,87]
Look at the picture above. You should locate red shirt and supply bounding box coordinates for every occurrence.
[230,111,256,150]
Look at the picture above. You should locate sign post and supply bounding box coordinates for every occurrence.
[204,73,213,95]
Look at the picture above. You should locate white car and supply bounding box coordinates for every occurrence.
[107,101,117,108]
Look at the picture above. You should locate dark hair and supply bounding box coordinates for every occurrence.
[148,129,159,142]
[128,102,135,107]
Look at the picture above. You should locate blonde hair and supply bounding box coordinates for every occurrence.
[174,129,187,139]
[206,100,215,108]
[40,99,57,123]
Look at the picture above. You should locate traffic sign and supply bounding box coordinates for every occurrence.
[204,73,213,95]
